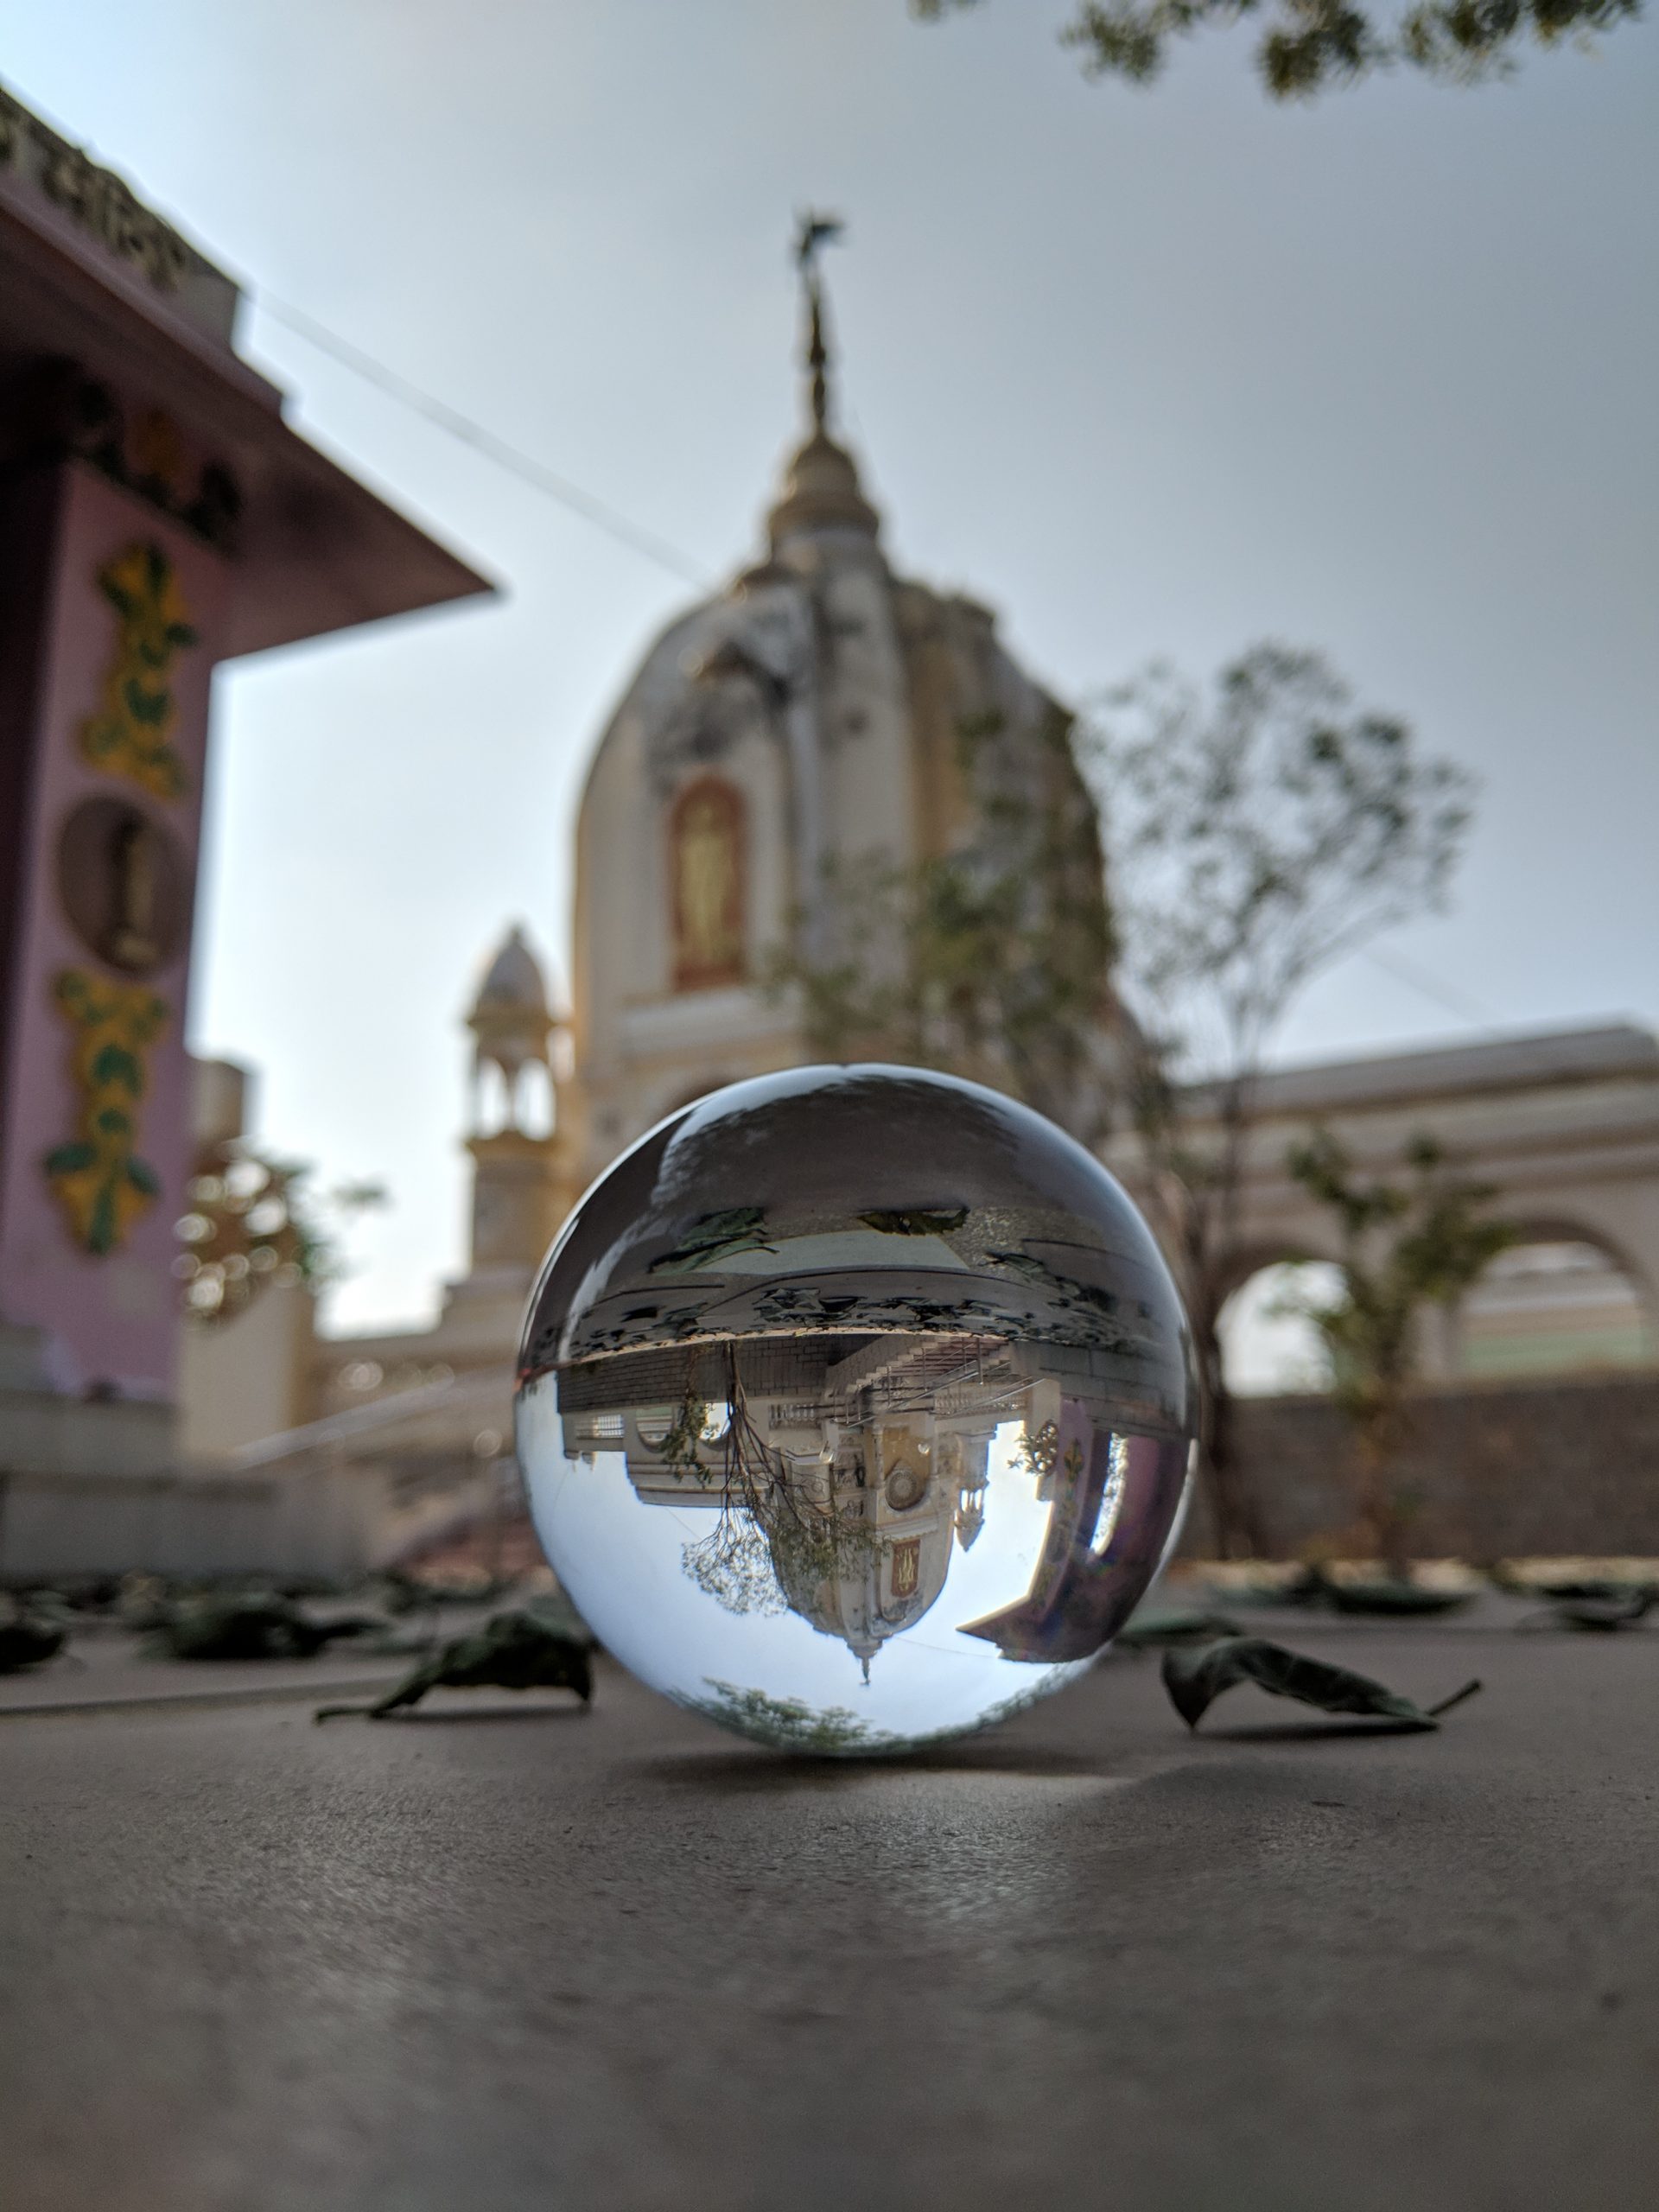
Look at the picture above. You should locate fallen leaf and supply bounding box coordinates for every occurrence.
[315,1610,593,1720]
[1320,1580,1471,1618]
[0,1604,66,1675]
[146,1594,378,1662]
[1529,1592,1655,1633]
[1116,1607,1245,1649]
[1160,1636,1481,1732]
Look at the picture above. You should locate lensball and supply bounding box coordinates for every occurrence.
[515,1065,1195,1754]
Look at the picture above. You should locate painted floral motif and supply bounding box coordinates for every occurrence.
[79,541,198,800]
[44,968,168,1255]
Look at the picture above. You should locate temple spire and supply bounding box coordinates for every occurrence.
[793,211,844,436]
[766,212,879,551]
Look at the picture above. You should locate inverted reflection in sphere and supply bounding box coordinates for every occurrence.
[515,1066,1195,1754]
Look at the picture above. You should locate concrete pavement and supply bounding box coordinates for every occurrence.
[3,1618,1656,2211]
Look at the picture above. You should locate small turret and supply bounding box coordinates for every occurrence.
[467,922,556,1136]
[462,925,573,1280]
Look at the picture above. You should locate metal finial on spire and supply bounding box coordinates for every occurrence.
[792,210,845,435]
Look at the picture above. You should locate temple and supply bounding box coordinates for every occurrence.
[12,180,1652,1579]
[0,80,489,1574]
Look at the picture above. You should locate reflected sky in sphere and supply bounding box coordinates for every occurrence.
[515,1067,1196,1753]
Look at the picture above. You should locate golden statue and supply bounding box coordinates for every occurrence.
[105,813,162,972]
[673,779,744,988]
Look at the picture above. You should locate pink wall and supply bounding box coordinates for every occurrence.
[0,462,230,1396]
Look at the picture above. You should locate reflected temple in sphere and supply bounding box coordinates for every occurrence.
[514,1066,1196,1753]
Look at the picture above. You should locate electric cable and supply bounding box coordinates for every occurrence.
[255,296,1503,1053]
[1357,944,1497,1029]
[251,289,715,590]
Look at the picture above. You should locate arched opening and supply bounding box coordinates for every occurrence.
[512,1059,556,1139]
[1219,1258,1345,1398]
[669,776,747,992]
[1218,1226,1658,1395]
[1457,1231,1656,1380]
[473,1059,512,1138]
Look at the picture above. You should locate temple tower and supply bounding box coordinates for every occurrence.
[463,925,574,1283]
[565,217,1113,1185]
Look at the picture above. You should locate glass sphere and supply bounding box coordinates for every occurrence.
[516,1066,1195,1755]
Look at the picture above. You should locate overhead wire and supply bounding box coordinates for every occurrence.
[251,289,716,590]
[251,296,1499,1045]
[1357,944,1497,1030]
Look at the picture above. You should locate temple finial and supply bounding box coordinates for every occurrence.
[793,211,845,435]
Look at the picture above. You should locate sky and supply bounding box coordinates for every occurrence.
[5,1,1656,1334]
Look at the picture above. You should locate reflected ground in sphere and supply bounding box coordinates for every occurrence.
[516,1066,1196,1752]
[521,1329,1190,1753]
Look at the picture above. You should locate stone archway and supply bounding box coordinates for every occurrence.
[1455,1213,1656,1382]
[1217,1249,1344,1400]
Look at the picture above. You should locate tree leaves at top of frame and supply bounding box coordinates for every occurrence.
[1161,1634,1480,1731]
[910,0,1642,100]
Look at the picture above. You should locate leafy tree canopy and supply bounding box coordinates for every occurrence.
[1282,1128,1513,1563]
[1095,644,1473,1090]
[912,0,1640,99]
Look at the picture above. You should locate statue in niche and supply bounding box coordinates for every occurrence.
[671,777,746,991]
[105,812,162,971]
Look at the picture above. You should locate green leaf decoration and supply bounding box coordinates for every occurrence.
[42,1141,97,1175]
[90,1043,143,1093]
[126,1157,162,1197]
[87,1188,117,1255]
[123,680,169,727]
[315,1611,594,1721]
[1160,1635,1481,1732]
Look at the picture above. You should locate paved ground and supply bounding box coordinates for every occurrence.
[3,1614,1657,2212]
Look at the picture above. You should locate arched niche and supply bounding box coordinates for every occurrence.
[509,1059,556,1139]
[473,1059,512,1138]
[1218,1253,1346,1399]
[1457,1216,1656,1381]
[669,775,747,992]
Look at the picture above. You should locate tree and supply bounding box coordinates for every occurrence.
[766,703,1122,1147]
[1090,644,1473,1554]
[911,0,1641,100]
[1283,1128,1512,1567]
[770,642,1473,1560]
[175,1141,386,1323]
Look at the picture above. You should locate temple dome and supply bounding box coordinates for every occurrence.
[766,429,880,552]
[471,925,550,1020]
[565,225,1119,1176]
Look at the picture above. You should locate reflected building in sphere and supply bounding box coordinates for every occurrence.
[199,233,1659,1586]
[516,1065,1196,1751]
[558,1332,1013,1674]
